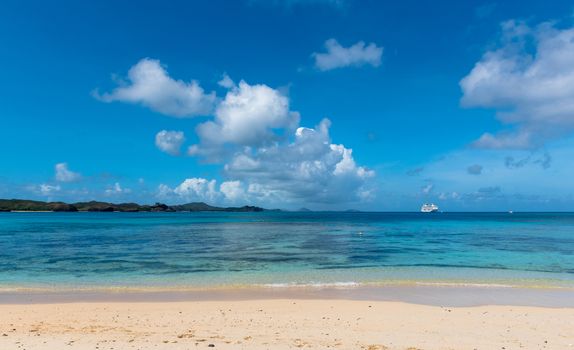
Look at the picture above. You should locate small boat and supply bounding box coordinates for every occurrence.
[420,203,439,213]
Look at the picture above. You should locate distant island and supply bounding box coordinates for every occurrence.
[0,199,265,213]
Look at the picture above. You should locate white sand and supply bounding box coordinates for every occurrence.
[1,299,573,349]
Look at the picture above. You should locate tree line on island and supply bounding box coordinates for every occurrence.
[0,199,265,212]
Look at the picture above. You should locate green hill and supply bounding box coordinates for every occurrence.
[0,199,265,213]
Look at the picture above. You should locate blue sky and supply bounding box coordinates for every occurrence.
[1,0,574,210]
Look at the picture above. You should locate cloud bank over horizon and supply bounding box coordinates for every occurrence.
[95,58,375,207]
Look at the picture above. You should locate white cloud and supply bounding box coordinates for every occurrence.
[155,130,185,155]
[173,178,218,202]
[312,39,383,71]
[223,118,375,203]
[220,181,245,202]
[95,58,216,117]
[218,74,235,89]
[55,163,81,182]
[461,20,574,149]
[105,182,130,195]
[157,184,173,199]
[157,179,245,203]
[191,80,300,152]
[182,76,373,206]
[163,119,375,206]
[94,58,375,207]
[39,184,61,196]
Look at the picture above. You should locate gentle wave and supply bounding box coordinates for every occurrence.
[3,278,574,294]
[261,282,361,288]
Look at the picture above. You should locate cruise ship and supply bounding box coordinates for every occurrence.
[420,203,439,213]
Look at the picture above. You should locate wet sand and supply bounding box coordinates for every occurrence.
[1,286,573,349]
[1,284,574,307]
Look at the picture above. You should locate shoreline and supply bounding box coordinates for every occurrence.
[2,283,574,308]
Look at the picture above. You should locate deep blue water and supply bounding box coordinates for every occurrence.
[1,212,574,289]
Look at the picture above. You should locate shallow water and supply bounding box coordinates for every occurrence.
[1,211,573,290]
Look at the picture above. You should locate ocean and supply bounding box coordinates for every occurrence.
[1,211,573,291]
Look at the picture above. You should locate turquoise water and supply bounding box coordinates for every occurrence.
[1,212,574,290]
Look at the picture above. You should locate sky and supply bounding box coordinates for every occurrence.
[1,0,574,211]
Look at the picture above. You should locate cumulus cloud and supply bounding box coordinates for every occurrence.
[174,178,219,202]
[467,164,483,175]
[190,80,300,153]
[186,79,372,205]
[218,74,235,89]
[166,119,375,205]
[461,20,574,149]
[223,119,375,203]
[220,181,246,202]
[97,59,375,207]
[155,130,185,155]
[158,178,219,203]
[313,39,383,71]
[95,58,216,117]
[55,163,81,182]
[157,184,173,199]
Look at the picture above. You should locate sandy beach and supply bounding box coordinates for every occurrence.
[1,295,573,350]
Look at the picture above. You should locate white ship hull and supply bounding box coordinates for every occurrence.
[421,203,439,213]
